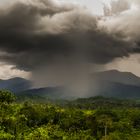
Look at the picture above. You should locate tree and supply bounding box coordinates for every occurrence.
[96,114,112,140]
[0,90,16,104]
[95,110,115,140]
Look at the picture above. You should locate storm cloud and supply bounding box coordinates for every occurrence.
[0,0,139,70]
[0,0,139,91]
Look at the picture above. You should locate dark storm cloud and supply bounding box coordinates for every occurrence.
[0,0,139,71]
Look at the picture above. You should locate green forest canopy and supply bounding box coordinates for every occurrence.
[1,90,140,140]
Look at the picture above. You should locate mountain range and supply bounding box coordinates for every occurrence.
[1,70,140,99]
[90,70,140,99]
[0,77,31,92]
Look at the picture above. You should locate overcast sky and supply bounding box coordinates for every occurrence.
[57,0,111,15]
[0,0,140,81]
[0,0,111,15]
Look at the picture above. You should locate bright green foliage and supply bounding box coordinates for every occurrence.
[1,91,140,140]
[0,130,15,140]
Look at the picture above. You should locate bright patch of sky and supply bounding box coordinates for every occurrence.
[0,0,111,15]
[58,0,111,15]
[0,63,31,80]
[105,54,140,77]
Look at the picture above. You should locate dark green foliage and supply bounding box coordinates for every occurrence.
[0,90,16,104]
[1,91,140,139]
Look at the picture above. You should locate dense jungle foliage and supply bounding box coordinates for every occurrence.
[1,90,140,140]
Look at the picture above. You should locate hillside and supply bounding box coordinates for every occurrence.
[0,77,31,92]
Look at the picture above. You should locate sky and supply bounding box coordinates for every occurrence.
[0,0,140,82]
[57,0,111,15]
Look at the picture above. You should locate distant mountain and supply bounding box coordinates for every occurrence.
[18,70,140,100]
[90,70,140,99]
[0,77,32,92]
[93,70,140,86]
[1,70,140,100]
[92,81,140,99]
